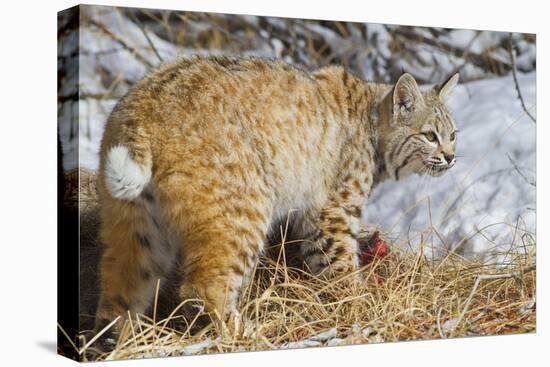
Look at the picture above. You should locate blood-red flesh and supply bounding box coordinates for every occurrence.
[359,231,390,266]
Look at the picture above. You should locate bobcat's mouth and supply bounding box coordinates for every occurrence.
[425,162,454,176]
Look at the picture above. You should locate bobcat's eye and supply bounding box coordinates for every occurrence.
[424,131,438,143]
[450,131,456,141]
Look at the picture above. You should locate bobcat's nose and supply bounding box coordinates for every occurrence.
[444,153,455,164]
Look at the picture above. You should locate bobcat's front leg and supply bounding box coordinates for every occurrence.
[301,176,371,276]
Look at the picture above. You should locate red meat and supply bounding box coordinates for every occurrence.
[359,231,390,266]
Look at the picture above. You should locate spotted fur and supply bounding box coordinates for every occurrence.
[95,57,459,334]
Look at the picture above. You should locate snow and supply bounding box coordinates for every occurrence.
[440,29,506,54]
[280,328,341,349]
[179,338,218,356]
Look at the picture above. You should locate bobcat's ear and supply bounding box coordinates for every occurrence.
[393,73,425,114]
[437,73,459,101]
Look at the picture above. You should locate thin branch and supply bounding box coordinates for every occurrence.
[391,28,511,76]
[127,10,164,64]
[506,153,536,187]
[448,31,481,77]
[508,33,536,123]
[85,18,154,69]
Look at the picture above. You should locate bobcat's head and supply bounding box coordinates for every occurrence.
[383,73,459,180]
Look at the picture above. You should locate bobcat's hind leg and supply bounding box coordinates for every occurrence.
[95,197,176,343]
[157,181,271,331]
[180,217,269,329]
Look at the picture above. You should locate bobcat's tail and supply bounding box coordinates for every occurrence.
[104,144,152,201]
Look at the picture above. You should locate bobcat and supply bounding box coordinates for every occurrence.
[95,56,459,335]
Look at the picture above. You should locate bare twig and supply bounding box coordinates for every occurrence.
[448,31,481,77]
[507,153,536,187]
[392,28,511,78]
[85,18,154,69]
[127,10,164,64]
[508,33,536,124]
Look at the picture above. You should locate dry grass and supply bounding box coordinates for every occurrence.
[71,227,535,362]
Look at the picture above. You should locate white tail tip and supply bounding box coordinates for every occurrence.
[104,145,151,200]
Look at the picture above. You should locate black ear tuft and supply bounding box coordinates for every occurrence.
[437,73,459,101]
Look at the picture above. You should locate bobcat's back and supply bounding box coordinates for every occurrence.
[99,57,354,216]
